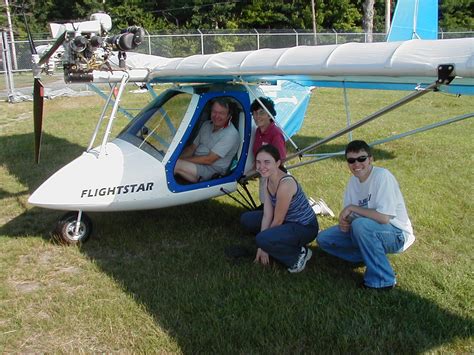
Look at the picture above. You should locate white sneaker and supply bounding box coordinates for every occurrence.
[311,203,322,215]
[288,247,312,273]
[308,197,322,215]
[317,198,335,217]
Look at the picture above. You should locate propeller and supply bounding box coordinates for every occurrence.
[33,78,44,163]
[30,31,66,163]
[22,7,63,163]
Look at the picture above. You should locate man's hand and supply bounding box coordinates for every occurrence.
[183,151,220,165]
[254,248,270,265]
[339,205,353,232]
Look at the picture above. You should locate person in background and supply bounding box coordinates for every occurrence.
[316,140,415,290]
[251,97,286,162]
[241,144,318,273]
[250,97,287,205]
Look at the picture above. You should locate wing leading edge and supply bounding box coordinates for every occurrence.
[125,38,473,95]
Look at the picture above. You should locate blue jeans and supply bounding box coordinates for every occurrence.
[241,210,318,267]
[316,217,405,288]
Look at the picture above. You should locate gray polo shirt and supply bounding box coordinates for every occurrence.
[193,121,240,176]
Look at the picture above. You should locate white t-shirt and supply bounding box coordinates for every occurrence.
[343,166,415,252]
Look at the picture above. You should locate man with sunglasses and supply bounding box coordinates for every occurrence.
[316,140,415,290]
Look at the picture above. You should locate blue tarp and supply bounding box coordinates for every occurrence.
[260,81,312,139]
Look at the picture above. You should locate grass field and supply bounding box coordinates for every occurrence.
[0,85,473,353]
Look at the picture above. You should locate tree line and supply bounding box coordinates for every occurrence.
[2,0,473,38]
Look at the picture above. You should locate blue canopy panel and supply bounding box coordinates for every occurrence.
[259,81,312,139]
[387,0,438,42]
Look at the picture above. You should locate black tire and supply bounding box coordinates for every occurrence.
[53,212,93,245]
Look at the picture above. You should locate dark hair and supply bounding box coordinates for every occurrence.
[255,144,287,172]
[256,144,280,161]
[345,140,372,157]
[211,97,232,113]
[250,97,276,117]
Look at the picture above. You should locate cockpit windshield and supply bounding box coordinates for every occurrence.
[118,91,192,161]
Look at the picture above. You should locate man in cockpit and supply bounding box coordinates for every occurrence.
[174,98,240,183]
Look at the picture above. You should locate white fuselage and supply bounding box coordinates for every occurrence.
[28,138,239,212]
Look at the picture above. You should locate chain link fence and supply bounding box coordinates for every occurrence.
[2,29,473,73]
[2,29,471,101]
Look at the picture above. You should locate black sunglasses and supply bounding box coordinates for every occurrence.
[346,155,369,164]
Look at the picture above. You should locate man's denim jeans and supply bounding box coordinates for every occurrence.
[316,217,405,288]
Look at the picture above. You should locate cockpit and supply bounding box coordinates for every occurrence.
[118,85,252,191]
[118,90,193,162]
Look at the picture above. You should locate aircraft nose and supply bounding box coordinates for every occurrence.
[28,139,166,211]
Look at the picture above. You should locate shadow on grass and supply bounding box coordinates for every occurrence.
[89,205,474,352]
[0,132,85,239]
[0,132,84,195]
[1,133,472,352]
[0,192,474,353]
[7,198,469,353]
[2,194,473,352]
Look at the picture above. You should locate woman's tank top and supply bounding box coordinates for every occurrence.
[267,176,317,226]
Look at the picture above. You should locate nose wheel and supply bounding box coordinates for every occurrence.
[54,211,93,245]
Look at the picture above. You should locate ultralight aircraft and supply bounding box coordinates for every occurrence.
[23,12,474,245]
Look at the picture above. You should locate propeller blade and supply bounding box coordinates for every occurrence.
[33,78,45,163]
[37,31,67,67]
[22,8,37,55]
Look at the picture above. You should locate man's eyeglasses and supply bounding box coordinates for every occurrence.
[346,156,369,164]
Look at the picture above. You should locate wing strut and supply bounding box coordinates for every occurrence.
[283,81,438,170]
[240,66,457,182]
[290,111,474,167]
[285,64,455,166]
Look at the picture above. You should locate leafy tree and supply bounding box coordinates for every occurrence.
[372,0,389,33]
[439,0,474,30]
[187,0,239,29]
[240,1,295,29]
[6,0,473,39]
[107,2,160,32]
[317,0,362,31]
[1,3,8,28]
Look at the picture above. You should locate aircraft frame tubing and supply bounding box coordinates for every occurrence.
[87,84,117,151]
[99,73,129,157]
[285,81,439,163]
[239,81,441,182]
[288,111,474,168]
[285,83,474,171]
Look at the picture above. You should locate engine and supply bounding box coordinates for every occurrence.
[47,13,144,82]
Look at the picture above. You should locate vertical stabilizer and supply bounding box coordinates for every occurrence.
[387,0,438,41]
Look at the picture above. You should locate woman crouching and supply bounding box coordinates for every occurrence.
[240,144,319,272]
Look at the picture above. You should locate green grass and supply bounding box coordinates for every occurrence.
[0,86,473,353]
[0,72,65,92]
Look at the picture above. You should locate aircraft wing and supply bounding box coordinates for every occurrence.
[126,38,473,95]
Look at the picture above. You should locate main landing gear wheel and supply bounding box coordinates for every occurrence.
[54,211,93,245]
